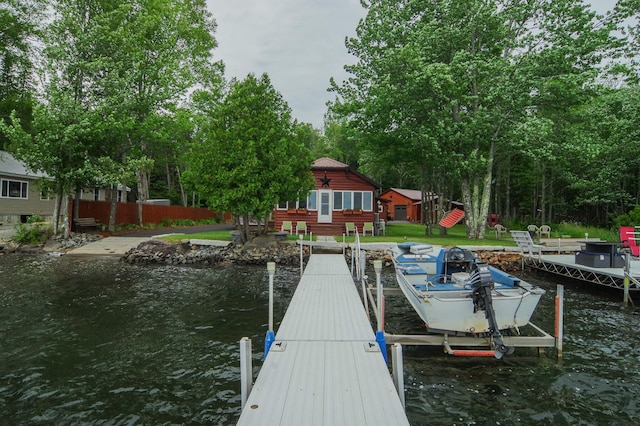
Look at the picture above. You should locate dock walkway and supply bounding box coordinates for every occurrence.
[237,254,408,425]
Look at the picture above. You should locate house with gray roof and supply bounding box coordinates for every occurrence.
[0,150,55,224]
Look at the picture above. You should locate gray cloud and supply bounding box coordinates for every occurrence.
[207,0,365,128]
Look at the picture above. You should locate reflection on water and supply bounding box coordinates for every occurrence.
[1,255,639,425]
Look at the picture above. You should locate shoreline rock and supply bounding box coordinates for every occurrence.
[120,238,522,273]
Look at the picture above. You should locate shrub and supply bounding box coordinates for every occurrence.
[26,215,45,224]
[13,223,52,245]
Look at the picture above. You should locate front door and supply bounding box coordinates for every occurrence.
[318,190,332,223]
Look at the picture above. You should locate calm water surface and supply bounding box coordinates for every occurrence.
[1,254,638,425]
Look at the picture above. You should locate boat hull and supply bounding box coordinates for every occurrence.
[395,269,543,333]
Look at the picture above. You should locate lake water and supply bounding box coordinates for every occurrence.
[1,254,638,425]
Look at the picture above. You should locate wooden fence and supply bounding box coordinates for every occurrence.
[73,200,230,226]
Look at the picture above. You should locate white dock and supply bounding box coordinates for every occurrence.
[237,254,409,425]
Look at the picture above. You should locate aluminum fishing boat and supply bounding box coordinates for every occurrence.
[392,242,546,357]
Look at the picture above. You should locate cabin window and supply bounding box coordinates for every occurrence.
[333,191,342,210]
[1,179,28,199]
[277,201,288,210]
[332,191,374,211]
[307,190,317,210]
[343,192,353,209]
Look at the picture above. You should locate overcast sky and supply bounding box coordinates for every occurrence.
[206,1,618,129]
[206,0,365,128]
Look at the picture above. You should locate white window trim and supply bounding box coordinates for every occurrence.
[1,178,29,199]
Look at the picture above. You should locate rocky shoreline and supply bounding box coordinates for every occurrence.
[119,237,523,273]
[1,232,523,273]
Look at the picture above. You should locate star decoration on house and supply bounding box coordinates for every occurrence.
[320,172,331,187]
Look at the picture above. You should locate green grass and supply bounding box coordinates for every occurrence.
[159,230,236,243]
[347,223,515,246]
[157,222,621,246]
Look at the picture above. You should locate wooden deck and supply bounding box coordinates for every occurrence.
[237,254,409,426]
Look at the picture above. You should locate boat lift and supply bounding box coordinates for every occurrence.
[356,254,564,359]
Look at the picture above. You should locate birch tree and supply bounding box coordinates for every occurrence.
[330,0,625,238]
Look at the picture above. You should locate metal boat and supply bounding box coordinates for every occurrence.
[392,242,546,357]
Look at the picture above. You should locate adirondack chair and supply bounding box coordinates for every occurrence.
[620,226,640,257]
[281,220,293,234]
[296,221,307,235]
[363,222,374,236]
[345,222,357,235]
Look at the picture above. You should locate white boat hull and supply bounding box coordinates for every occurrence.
[394,262,545,334]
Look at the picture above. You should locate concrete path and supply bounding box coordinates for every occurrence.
[66,237,151,256]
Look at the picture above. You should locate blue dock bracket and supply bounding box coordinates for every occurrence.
[264,262,276,360]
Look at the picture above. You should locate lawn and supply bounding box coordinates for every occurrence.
[157,221,620,246]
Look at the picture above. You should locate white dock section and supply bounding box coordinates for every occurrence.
[237,254,409,426]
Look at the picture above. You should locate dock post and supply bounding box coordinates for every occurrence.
[264,262,276,359]
[309,232,313,255]
[391,343,405,407]
[623,255,630,307]
[240,337,253,408]
[299,234,304,277]
[374,260,383,332]
[555,284,564,359]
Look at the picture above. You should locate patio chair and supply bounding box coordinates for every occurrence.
[281,220,293,234]
[363,222,374,236]
[296,221,307,235]
[377,220,386,236]
[527,224,540,237]
[539,224,551,238]
[345,222,356,236]
[620,226,640,257]
[494,224,507,239]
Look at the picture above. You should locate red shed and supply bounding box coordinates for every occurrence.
[273,157,381,236]
[379,188,423,222]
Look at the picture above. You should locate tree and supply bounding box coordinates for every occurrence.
[330,0,624,238]
[183,73,315,242]
[0,0,46,148]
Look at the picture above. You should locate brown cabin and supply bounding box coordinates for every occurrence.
[273,157,381,236]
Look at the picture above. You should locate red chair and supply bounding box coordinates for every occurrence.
[619,226,640,257]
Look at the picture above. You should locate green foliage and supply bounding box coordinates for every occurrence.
[172,219,196,227]
[329,0,633,234]
[614,206,640,227]
[12,223,51,245]
[26,215,44,224]
[183,73,315,240]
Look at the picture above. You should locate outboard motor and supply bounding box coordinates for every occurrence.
[470,262,515,359]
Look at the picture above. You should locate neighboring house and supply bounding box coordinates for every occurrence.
[0,150,55,224]
[273,157,381,236]
[378,187,464,224]
[378,188,424,222]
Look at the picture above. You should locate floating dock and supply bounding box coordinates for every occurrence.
[237,254,409,426]
[525,254,640,291]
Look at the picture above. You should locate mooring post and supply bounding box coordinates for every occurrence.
[374,260,383,332]
[374,259,388,364]
[555,284,564,359]
[309,232,313,255]
[391,343,405,407]
[264,262,276,359]
[623,255,630,307]
[240,337,253,408]
[299,234,304,278]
